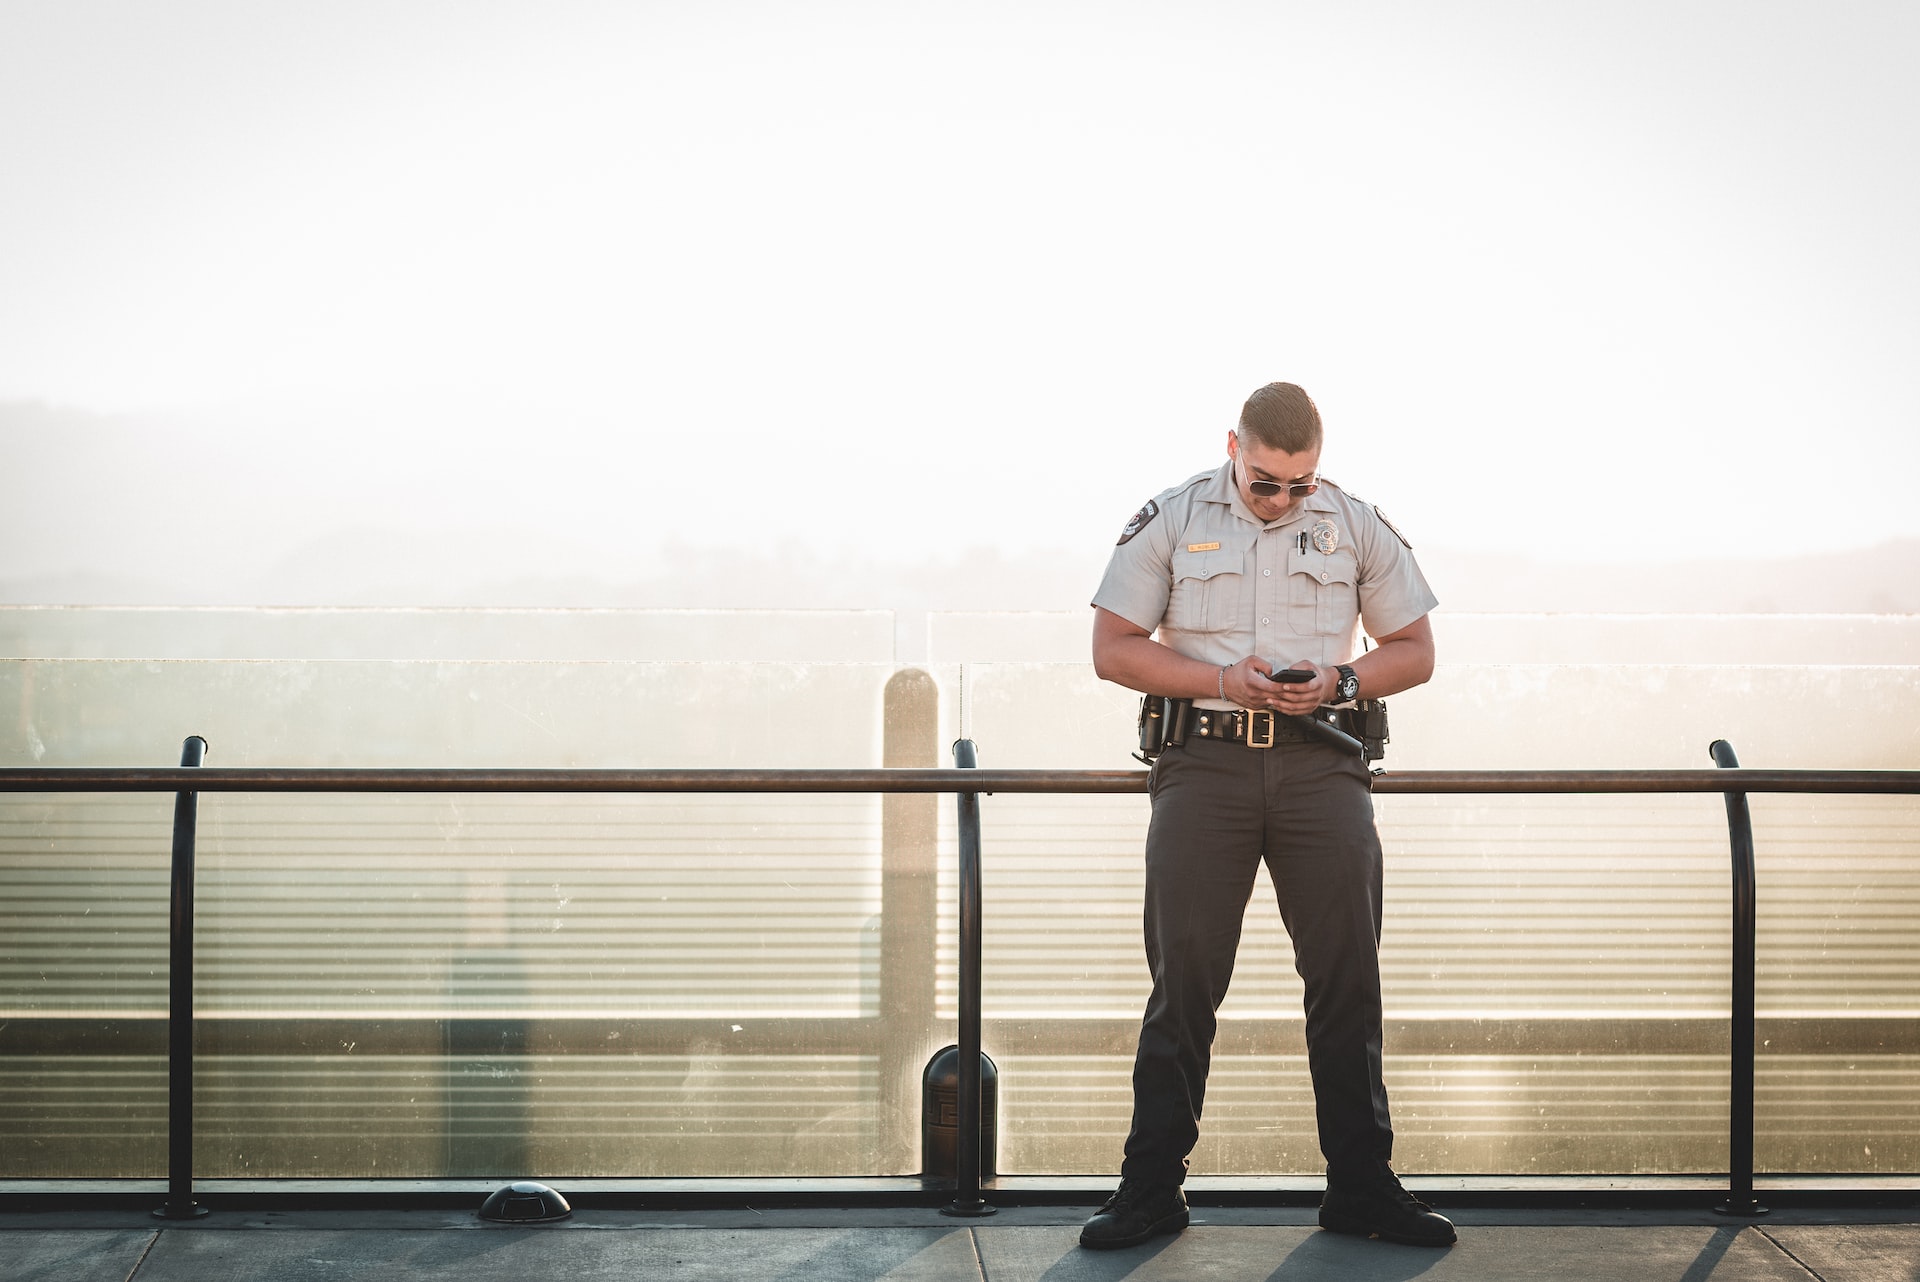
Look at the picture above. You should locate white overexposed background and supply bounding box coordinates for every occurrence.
[2,0,1916,609]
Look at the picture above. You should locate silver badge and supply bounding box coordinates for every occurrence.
[1311,519,1339,554]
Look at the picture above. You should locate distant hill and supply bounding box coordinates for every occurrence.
[7,398,1919,615]
[1422,538,1920,614]
[3,531,1918,616]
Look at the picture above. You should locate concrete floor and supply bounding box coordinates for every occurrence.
[4,1205,1919,1282]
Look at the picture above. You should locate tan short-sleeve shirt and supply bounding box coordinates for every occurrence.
[1092,461,1438,710]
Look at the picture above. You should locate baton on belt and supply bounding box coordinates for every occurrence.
[1288,712,1366,757]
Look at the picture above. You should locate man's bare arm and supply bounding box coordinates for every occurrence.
[1344,613,1435,701]
[1091,607,1280,708]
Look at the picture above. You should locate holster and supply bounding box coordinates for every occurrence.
[1334,698,1390,763]
[1135,695,1193,764]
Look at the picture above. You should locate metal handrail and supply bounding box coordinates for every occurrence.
[946,739,993,1218]
[1711,740,1764,1218]
[5,751,1918,1220]
[3,766,1915,793]
[157,737,209,1222]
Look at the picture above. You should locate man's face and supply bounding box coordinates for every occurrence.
[1227,430,1321,522]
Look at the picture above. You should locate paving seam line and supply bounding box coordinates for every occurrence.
[1754,1226,1827,1282]
[124,1228,163,1282]
[967,1226,990,1282]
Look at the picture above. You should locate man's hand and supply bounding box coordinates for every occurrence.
[1094,608,1430,710]
[1224,659,1335,714]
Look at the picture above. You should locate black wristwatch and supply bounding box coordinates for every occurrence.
[1333,664,1360,704]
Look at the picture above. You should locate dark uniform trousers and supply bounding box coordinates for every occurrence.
[1120,732,1394,1186]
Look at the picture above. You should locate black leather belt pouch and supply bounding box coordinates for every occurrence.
[1336,699,1390,762]
[1137,696,1168,761]
[1136,696,1195,763]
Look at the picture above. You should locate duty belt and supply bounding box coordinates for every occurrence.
[1189,707,1337,749]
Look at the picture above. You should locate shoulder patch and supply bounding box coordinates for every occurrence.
[1116,499,1160,545]
[1373,504,1412,549]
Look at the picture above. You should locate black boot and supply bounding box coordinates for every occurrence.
[1319,1170,1455,1247]
[1078,1179,1190,1249]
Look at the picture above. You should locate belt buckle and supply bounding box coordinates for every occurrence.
[1245,709,1276,749]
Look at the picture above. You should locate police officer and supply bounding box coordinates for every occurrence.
[1079,382,1453,1250]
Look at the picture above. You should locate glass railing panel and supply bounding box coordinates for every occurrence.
[0,791,173,1176]
[995,1052,1737,1178]
[940,661,1920,1177]
[0,792,173,1014]
[1373,791,1731,1018]
[0,656,922,1179]
[187,1053,884,1179]
[1754,1055,1920,1176]
[1750,795,1920,1016]
[6,642,1917,1181]
[1749,793,1920,1174]
[192,793,881,1018]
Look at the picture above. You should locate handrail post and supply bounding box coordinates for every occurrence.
[1710,740,1766,1218]
[154,737,211,1220]
[941,739,995,1217]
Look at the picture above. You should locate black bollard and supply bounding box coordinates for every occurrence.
[922,1045,998,1186]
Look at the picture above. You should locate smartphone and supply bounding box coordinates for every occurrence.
[1266,668,1314,683]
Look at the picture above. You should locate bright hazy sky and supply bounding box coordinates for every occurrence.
[3,0,1917,595]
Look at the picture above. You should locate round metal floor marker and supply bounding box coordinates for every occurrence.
[479,1181,573,1223]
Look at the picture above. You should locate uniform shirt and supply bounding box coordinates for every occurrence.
[1093,461,1438,710]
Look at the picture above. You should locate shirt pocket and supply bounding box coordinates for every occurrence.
[1286,547,1359,636]
[1168,545,1248,633]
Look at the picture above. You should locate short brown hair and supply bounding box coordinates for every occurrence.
[1238,382,1322,453]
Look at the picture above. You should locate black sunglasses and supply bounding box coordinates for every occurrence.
[1236,453,1319,499]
